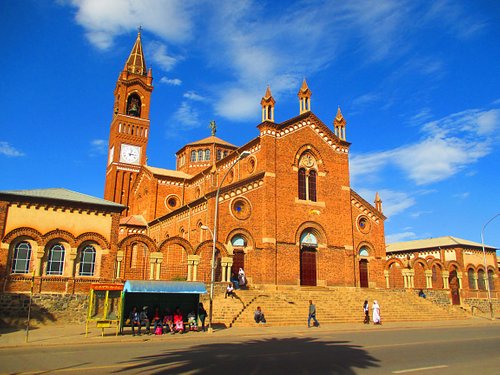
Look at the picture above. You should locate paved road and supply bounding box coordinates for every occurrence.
[0,325,498,374]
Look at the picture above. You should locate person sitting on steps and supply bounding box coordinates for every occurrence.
[254,306,266,323]
[225,282,235,298]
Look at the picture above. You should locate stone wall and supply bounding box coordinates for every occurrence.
[0,292,88,327]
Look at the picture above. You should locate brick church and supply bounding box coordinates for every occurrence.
[1,32,498,322]
[103,32,387,288]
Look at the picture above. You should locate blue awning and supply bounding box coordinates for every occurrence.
[123,280,207,294]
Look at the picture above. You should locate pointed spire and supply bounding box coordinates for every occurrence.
[375,192,383,213]
[333,106,347,140]
[260,85,275,122]
[297,78,312,114]
[124,29,147,76]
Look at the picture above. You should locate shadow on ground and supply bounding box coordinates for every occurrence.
[116,337,380,374]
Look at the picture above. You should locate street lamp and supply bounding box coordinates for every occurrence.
[201,150,251,333]
[481,213,500,320]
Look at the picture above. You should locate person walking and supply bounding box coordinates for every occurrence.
[198,302,207,332]
[308,300,320,327]
[372,300,381,325]
[363,300,370,324]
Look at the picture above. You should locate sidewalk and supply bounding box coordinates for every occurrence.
[0,318,498,349]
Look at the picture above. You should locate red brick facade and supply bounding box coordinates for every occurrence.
[103,36,388,289]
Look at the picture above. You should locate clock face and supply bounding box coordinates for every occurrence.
[120,144,141,164]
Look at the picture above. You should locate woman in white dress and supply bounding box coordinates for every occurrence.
[238,268,246,287]
[372,300,381,324]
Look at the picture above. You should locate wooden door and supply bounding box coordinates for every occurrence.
[359,259,369,288]
[300,247,317,286]
[231,250,245,279]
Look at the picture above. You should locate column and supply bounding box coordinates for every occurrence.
[221,257,233,282]
[149,260,155,280]
[424,270,433,288]
[67,248,78,277]
[473,272,478,290]
[456,272,463,289]
[384,270,390,288]
[442,271,450,289]
[408,270,415,288]
[116,251,124,279]
[155,261,161,280]
[187,260,193,281]
[187,255,200,281]
[483,274,490,292]
[35,250,45,276]
[402,270,408,288]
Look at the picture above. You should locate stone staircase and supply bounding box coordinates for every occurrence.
[210,286,470,327]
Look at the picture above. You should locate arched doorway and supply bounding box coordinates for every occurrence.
[358,246,369,288]
[449,269,460,305]
[300,230,318,286]
[230,235,246,279]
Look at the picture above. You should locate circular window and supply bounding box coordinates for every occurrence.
[231,198,251,220]
[357,216,371,234]
[165,195,180,210]
[247,157,256,173]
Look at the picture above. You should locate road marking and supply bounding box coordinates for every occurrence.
[392,365,449,373]
[365,335,500,350]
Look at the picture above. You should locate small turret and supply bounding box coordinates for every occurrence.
[297,79,312,114]
[333,106,347,140]
[260,86,276,122]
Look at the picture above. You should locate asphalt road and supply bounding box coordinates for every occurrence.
[0,325,498,374]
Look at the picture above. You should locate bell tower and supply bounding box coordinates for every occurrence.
[104,30,153,216]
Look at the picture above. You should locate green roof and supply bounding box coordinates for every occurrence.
[0,188,125,210]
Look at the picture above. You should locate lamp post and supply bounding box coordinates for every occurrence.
[201,150,251,333]
[481,213,500,320]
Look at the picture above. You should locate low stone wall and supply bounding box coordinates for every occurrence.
[463,297,499,318]
[0,292,88,326]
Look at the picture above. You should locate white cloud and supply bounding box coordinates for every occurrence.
[357,188,416,218]
[90,139,107,155]
[386,231,418,243]
[0,142,24,157]
[351,106,499,185]
[183,91,205,101]
[146,41,178,71]
[159,77,182,86]
[69,0,193,49]
[171,102,200,129]
[453,192,469,200]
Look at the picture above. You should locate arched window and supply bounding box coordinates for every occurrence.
[11,241,32,274]
[477,269,486,290]
[198,150,203,161]
[488,270,495,291]
[308,170,317,202]
[231,235,247,248]
[190,151,197,162]
[468,268,476,289]
[217,150,222,160]
[298,168,306,200]
[359,246,369,257]
[300,230,318,248]
[79,245,96,276]
[131,243,138,268]
[204,149,210,161]
[47,243,65,275]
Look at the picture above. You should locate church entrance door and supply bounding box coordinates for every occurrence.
[359,259,369,288]
[300,247,317,286]
[232,250,245,279]
[449,270,460,305]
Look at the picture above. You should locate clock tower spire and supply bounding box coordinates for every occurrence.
[104,30,153,216]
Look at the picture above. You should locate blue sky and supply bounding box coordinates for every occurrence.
[1,1,499,249]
